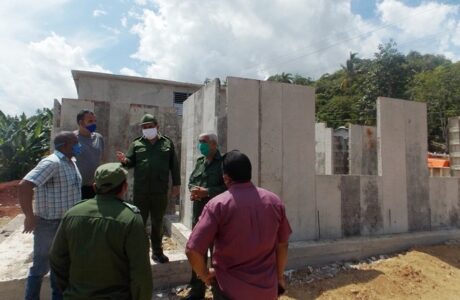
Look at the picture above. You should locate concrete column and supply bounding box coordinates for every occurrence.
[281,83,316,241]
[180,94,196,228]
[404,100,430,231]
[359,175,383,235]
[316,175,342,239]
[260,81,283,196]
[226,77,260,185]
[341,176,361,237]
[349,125,377,175]
[377,98,408,233]
[315,123,333,175]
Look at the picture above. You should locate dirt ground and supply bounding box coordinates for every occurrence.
[163,242,460,300]
[0,180,21,226]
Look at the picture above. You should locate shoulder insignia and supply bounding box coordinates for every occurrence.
[133,136,143,141]
[123,202,141,213]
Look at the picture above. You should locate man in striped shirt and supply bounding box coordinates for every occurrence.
[19,131,82,300]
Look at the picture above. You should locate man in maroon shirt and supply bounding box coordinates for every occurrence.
[186,150,292,300]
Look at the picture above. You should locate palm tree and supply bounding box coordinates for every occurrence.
[340,52,358,90]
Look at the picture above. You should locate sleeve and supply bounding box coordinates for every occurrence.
[23,158,58,186]
[169,142,181,186]
[186,204,219,255]
[207,164,226,198]
[126,214,153,300]
[277,204,292,243]
[49,218,70,292]
[123,142,136,169]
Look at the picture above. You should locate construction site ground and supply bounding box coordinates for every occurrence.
[2,181,460,299]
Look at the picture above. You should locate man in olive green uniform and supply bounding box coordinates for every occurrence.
[184,132,226,300]
[49,163,153,300]
[116,114,180,263]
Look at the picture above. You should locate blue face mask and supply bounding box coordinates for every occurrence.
[72,143,82,156]
[85,124,97,133]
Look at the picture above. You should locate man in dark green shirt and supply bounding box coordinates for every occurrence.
[184,132,226,300]
[116,114,181,263]
[49,163,153,300]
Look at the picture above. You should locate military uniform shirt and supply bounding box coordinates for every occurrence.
[123,134,180,195]
[49,195,153,300]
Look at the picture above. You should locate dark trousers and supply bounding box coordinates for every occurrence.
[81,186,96,200]
[212,282,230,300]
[189,199,212,297]
[134,194,168,253]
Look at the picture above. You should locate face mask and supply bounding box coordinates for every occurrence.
[199,142,210,156]
[142,127,158,140]
[85,124,97,133]
[72,143,82,156]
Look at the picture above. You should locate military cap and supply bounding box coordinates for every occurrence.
[140,114,157,125]
[94,163,128,193]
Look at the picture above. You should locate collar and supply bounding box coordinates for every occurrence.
[54,150,66,160]
[228,182,254,191]
[95,194,124,202]
[202,150,222,162]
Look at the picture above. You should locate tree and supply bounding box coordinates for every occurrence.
[267,72,293,83]
[0,108,52,182]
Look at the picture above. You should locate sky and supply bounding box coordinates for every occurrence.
[0,0,459,116]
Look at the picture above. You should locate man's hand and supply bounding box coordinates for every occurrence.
[201,268,216,286]
[116,151,127,164]
[23,215,37,233]
[190,186,208,201]
[278,273,286,295]
[170,185,180,198]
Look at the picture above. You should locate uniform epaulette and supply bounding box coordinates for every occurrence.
[133,135,143,141]
[123,202,141,213]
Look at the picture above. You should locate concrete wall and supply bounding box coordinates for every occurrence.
[73,70,201,107]
[349,125,377,175]
[180,81,460,243]
[315,123,333,175]
[179,79,225,228]
[54,98,181,210]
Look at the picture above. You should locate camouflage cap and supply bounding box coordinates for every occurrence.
[140,113,157,125]
[94,163,128,193]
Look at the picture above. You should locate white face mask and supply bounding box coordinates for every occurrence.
[142,127,158,140]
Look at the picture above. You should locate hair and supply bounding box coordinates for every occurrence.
[199,132,218,144]
[222,150,252,182]
[96,180,127,195]
[76,109,94,125]
[53,131,77,150]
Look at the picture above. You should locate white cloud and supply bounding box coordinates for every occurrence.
[121,16,128,27]
[134,0,148,5]
[0,33,109,116]
[129,0,460,83]
[93,9,107,17]
[120,67,141,76]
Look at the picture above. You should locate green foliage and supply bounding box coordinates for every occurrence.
[267,40,460,149]
[0,109,52,182]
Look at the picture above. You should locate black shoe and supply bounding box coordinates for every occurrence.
[152,252,169,263]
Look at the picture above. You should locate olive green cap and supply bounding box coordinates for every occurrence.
[140,114,157,125]
[94,163,128,193]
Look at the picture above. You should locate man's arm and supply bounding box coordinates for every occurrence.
[49,220,70,292]
[276,242,289,289]
[117,142,136,169]
[126,215,153,300]
[18,180,37,233]
[185,248,215,285]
